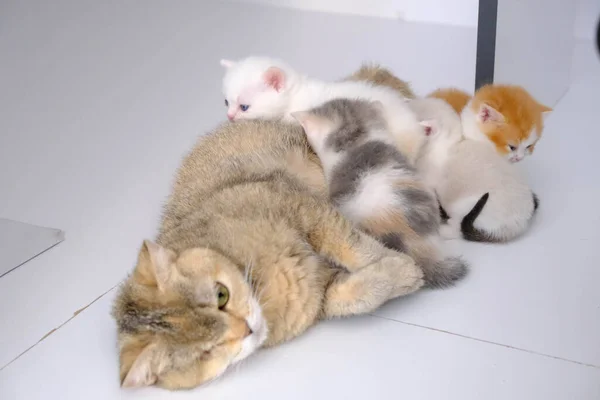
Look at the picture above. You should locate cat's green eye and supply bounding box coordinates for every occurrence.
[216,283,230,309]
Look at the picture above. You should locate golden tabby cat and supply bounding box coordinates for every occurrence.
[346,63,416,99]
[112,120,424,390]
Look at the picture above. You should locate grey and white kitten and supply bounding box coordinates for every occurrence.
[292,99,468,288]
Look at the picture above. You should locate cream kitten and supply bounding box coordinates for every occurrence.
[220,56,425,162]
[292,99,468,287]
[409,98,539,242]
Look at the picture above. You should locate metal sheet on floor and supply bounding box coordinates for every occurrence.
[0,218,65,278]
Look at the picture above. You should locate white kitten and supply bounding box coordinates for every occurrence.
[220,56,425,162]
[409,98,539,242]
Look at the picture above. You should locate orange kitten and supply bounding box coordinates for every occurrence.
[428,85,552,163]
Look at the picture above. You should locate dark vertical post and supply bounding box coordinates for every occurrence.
[475,0,498,90]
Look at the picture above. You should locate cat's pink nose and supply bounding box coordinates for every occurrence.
[227,113,235,121]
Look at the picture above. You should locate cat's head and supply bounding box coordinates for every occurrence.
[112,240,268,390]
[220,56,296,122]
[291,99,387,159]
[468,84,552,162]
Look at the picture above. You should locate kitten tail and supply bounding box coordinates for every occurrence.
[383,233,468,289]
[459,192,499,242]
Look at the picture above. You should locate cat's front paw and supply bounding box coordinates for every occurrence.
[378,255,424,297]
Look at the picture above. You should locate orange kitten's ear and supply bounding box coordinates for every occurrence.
[220,59,235,68]
[121,344,160,388]
[264,66,285,92]
[478,103,505,124]
[539,103,552,118]
[133,240,176,291]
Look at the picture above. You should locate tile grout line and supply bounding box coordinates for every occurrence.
[369,314,600,370]
[0,283,120,372]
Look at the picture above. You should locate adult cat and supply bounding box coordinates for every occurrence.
[113,120,424,390]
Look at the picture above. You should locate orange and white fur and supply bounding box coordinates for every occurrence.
[409,97,539,242]
[429,85,552,163]
[220,56,425,162]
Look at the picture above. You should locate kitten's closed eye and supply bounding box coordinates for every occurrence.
[508,145,516,151]
[240,104,250,112]
[225,99,229,107]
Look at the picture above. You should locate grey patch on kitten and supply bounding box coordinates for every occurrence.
[427,256,469,289]
[309,99,387,152]
[380,232,406,253]
[400,187,439,235]
[329,141,414,204]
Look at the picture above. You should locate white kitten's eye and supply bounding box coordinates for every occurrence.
[508,145,517,151]
[526,145,533,150]
[224,99,229,107]
[240,104,250,112]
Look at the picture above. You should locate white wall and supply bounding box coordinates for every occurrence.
[494,0,577,106]
[574,0,600,40]
[234,0,478,27]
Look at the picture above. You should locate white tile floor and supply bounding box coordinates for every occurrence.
[1,1,599,398]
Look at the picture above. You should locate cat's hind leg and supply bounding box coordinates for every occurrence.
[301,201,411,272]
[298,200,424,317]
[324,255,423,318]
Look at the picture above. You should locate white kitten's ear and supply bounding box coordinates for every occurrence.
[419,120,436,136]
[264,66,285,92]
[220,59,235,68]
[133,240,176,291]
[478,103,504,123]
[121,345,158,388]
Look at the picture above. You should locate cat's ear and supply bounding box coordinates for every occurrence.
[133,240,176,291]
[263,66,285,92]
[478,103,504,124]
[419,120,436,136]
[291,111,327,137]
[121,344,160,388]
[220,59,235,68]
[539,103,552,119]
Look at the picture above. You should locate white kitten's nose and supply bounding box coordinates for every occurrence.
[227,113,235,121]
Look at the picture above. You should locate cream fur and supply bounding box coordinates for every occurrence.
[410,98,538,242]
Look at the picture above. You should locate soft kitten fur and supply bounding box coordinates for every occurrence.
[292,99,468,287]
[345,64,416,99]
[428,85,552,163]
[409,97,539,242]
[220,56,425,163]
[112,120,424,390]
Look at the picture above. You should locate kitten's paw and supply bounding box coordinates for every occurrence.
[378,255,424,297]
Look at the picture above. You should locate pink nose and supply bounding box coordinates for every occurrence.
[227,114,235,121]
